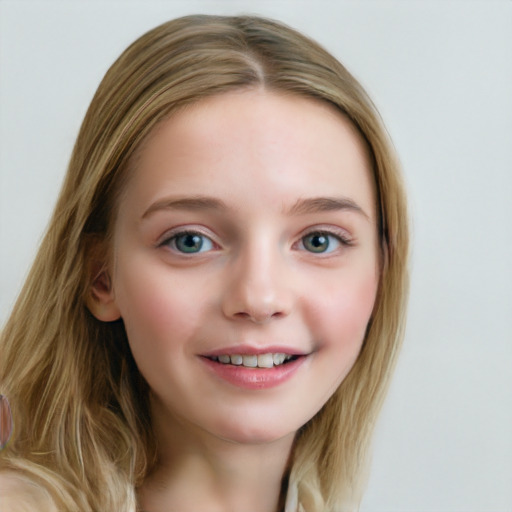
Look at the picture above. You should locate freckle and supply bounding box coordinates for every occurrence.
[0,394,13,449]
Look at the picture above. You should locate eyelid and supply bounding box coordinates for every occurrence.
[293,225,355,256]
[298,225,354,244]
[157,225,220,250]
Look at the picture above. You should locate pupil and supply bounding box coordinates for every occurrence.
[177,234,202,252]
[306,234,329,252]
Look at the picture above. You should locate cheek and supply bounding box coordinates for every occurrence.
[112,260,202,357]
[306,269,378,351]
[291,269,379,419]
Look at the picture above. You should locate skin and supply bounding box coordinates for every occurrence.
[89,89,379,512]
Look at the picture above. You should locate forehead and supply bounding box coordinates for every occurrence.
[121,89,376,220]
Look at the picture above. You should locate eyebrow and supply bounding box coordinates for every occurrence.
[141,195,369,220]
[142,196,229,219]
[287,196,370,220]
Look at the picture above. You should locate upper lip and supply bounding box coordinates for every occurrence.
[201,344,309,357]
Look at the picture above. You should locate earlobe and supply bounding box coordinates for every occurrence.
[86,269,121,322]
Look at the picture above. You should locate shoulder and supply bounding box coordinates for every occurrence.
[0,471,59,512]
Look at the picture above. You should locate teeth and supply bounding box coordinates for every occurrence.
[257,353,274,368]
[242,355,258,367]
[230,354,243,365]
[273,353,286,365]
[212,352,296,368]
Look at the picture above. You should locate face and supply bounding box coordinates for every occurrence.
[101,90,379,445]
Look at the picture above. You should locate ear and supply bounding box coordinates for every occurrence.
[85,239,121,322]
[86,269,121,322]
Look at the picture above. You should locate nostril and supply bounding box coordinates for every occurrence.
[233,308,284,324]
[233,311,251,320]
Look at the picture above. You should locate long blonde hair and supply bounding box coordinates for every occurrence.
[0,15,408,511]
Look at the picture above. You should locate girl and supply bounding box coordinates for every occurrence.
[0,15,408,512]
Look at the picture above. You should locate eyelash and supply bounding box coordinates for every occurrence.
[158,227,353,255]
[296,228,353,255]
[159,229,218,254]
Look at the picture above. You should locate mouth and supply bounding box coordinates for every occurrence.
[206,353,300,368]
[200,347,308,389]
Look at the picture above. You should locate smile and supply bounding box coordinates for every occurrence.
[208,353,297,368]
[201,352,306,390]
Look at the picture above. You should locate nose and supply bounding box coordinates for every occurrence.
[221,243,293,324]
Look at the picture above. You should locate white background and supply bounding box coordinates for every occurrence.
[1,1,511,510]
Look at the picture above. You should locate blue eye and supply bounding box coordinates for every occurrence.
[300,232,341,254]
[168,232,214,254]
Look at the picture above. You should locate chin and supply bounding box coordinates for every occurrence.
[211,417,298,446]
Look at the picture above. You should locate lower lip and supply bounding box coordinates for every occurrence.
[200,356,306,390]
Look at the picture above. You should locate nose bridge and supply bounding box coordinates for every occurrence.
[222,231,292,323]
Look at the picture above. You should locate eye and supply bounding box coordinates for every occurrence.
[164,231,215,254]
[299,231,343,254]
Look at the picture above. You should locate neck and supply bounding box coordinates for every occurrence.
[138,395,295,512]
